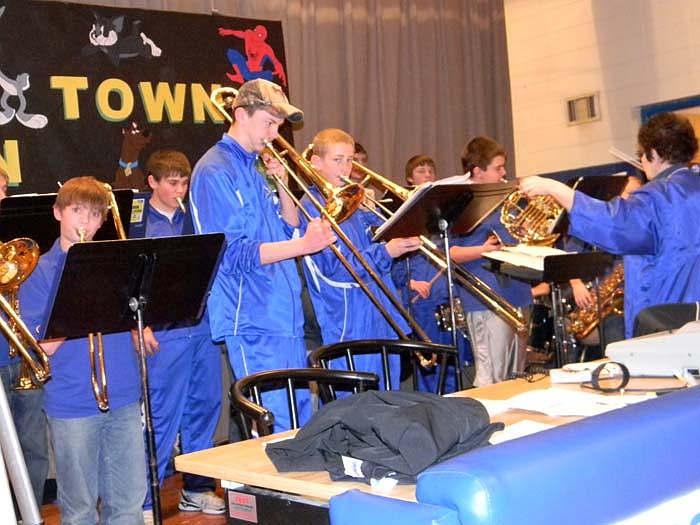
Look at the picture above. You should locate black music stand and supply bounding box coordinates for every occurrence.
[0,189,134,252]
[568,173,628,200]
[41,233,225,525]
[373,180,516,387]
[487,251,614,366]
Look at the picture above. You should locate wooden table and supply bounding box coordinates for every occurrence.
[174,375,678,523]
[175,377,568,523]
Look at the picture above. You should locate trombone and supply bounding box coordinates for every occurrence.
[83,183,127,411]
[347,161,528,333]
[0,238,51,388]
[210,88,438,365]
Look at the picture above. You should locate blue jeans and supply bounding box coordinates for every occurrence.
[48,402,147,525]
[0,362,48,507]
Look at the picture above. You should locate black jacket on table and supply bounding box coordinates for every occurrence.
[265,390,503,484]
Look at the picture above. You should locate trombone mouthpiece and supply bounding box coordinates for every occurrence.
[78,228,87,243]
[176,197,186,214]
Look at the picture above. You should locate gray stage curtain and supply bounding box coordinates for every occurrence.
[43,0,514,183]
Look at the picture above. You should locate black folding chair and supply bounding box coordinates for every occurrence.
[308,339,460,394]
[230,368,379,438]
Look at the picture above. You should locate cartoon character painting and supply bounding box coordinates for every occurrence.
[218,25,287,86]
[0,7,48,130]
[113,121,151,191]
[83,14,162,67]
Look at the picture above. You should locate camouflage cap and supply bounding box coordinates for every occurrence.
[233,79,303,123]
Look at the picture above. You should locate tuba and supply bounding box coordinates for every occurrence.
[0,237,51,388]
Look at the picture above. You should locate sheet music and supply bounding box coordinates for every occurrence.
[483,245,571,271]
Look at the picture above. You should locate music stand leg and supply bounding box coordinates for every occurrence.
[131,297,162,525]
[0,381,42,524]
[439,220,464,391]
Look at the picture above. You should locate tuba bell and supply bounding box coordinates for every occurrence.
[0,237,51,388]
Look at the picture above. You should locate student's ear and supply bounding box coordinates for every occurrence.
[147,174,158,191]
[310,154,321,169]
[53,205,62,222]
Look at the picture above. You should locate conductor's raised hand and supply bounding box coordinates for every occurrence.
[519,175,554,197]
[302,218,337,254]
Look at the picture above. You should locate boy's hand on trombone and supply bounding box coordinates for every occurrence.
[301,218,337,254]
[385,236,422,258]
[264,155,287,184]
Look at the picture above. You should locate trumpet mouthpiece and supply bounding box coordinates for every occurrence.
[78,228,87,243]
[176,197,187,214]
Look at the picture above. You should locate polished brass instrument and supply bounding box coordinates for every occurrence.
[0,238,51,388]
[210,87,365,224]
[77,226,108,411]
[210,87,439,367]
[84,183,127,411]
[176,197,187,214]
[349,161,528,333]
[568,262,624,342]
[500,191,564,246]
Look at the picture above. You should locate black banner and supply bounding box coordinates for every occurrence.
[0,0,290,192]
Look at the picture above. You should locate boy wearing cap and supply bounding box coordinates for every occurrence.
[189,79,336,433]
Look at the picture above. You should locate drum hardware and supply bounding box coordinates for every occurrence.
[435,298,469,333]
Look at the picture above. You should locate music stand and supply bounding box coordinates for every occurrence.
[568,173,628,201]
[0,189,134,252]
[41,233,225,525]
[487,251,615,366]
[373,180,516,385]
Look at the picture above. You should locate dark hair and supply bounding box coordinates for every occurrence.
[146,149,191,183]
[354,142,367,156]
[637,112,698,164]
[404,154,436,184]
[460,136,506,174]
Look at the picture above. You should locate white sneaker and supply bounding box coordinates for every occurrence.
[178,489,226,515]
[143,509,154,525]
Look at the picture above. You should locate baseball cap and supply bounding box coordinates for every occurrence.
[233,79,303,123]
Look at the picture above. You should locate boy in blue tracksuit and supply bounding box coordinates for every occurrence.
[136,149,224,516]
[302,128,422,388]
[450,137,532,387]
[189,79,336,433]
[391,155,471,393]
[19,176,146,524]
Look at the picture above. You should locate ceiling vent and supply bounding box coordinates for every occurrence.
[566,92,600,125]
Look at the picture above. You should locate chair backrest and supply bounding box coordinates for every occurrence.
[308,339,460,394]
[231,368,379,438]
[633,302,700,337]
